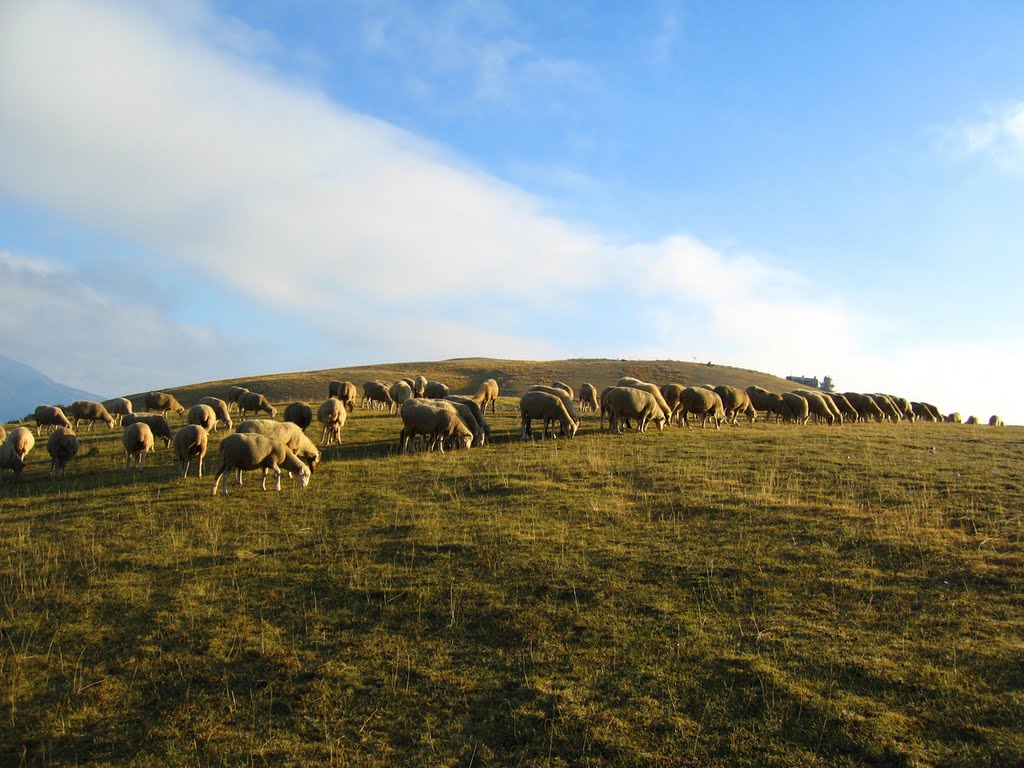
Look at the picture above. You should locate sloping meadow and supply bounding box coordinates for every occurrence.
[1,402,1022,766]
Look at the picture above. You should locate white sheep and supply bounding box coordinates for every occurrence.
[399,400,473,453]
[226,386,250,411]
[527,385,581,432]
[316,398,348,446]
[445,395,492,445]
[6,427,35,461]
[616,377,672,424]
[102,397,133,425]
[212,433,311,496]
[122,413,173,448]
[187,404,218,433]
[237,391,276,419]
[283,401,314,430]
[604,386,667,434]
[519,391,578,440]
[144,391,185,416]
[361,381,393,410]
[235,419,322,472]
[123,422,155,470]
[195,396,233,431]
[423,381,450,399]
[34,405,72,436]
[473,379,499,415]
[0,443,25,477]
[173,424,209,478]
[46,427,79,476]
[389,380,414,413]
[578,383,599,414]
[67,400,115,430]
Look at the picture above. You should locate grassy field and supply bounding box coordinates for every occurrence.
[2,368,1022,766]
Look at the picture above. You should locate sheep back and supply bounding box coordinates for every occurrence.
[6,427,36,459]
[283,401,314,430]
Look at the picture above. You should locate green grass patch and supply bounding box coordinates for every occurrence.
[1,401,1022,766]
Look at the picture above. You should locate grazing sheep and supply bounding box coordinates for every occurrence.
[578,382,600,414]
[173,424,208,478]
[945,412,962,424]
[867,394,901,422]
[432,398,486,447]
[226,386,249,411]
[551,381,574,400]
[328,380,359,412]
[792,390,835,426]
[236,419,322,471]
[922,403,943,422]
[144,391,185,416]
[389,381,414,413]
[989,415,1005,427]
[122,413,173,448]
[714,386,758,426]
[0,442,26,476]
[102,397,133,425]
[886,395,915,421]
[412,375,428,398]
[34,405,73,436]
[187,404,218,433]
[519,391,578,441]
[46,427,79,476]
[965,415,980,425]
[423,381,450,400]
[843,392,885,423]
[616,377,672,424]
[399,400,474,453]
[331,381,357,412]
[527,385,581,431]
[473,379,500,415]
[445,395,492,445]
[678,387,726,429]
[660,384,684,424]
[237,391,276,419]
[66,400,114,430]
[599,386,616,430]
[744,386,783,423]
[362,381,394,410]
[828,393,859,423]
[283,401,314,430]
[604,386,667,434]
[910,402,933,422]
[780,393,810,425]
[317,398,348,446]
[6,427,35,461]
[196,397,233,431]
[123,422,155,470]
[212,433,311,496]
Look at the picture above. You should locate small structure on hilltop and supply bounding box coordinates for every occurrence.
[786,375,820,389]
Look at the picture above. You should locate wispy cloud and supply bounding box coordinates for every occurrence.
[350,0,591,107]
[952,101,1024,172]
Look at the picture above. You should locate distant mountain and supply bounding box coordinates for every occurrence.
[0,355,106,424]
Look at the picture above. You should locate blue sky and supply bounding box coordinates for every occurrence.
[1,0,1022,423]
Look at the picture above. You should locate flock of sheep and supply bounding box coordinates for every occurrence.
[0,372,1006,494]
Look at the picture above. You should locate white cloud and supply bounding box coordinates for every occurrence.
[955,101,1024,172]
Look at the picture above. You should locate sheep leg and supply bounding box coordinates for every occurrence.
[273,465,283,491]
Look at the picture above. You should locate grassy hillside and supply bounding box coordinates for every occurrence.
[125,357,805,407]
[2,361,1021,766]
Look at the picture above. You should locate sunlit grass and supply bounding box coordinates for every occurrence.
[1,393,1022,766]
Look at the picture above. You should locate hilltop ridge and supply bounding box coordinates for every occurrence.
[127,357,809,405]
